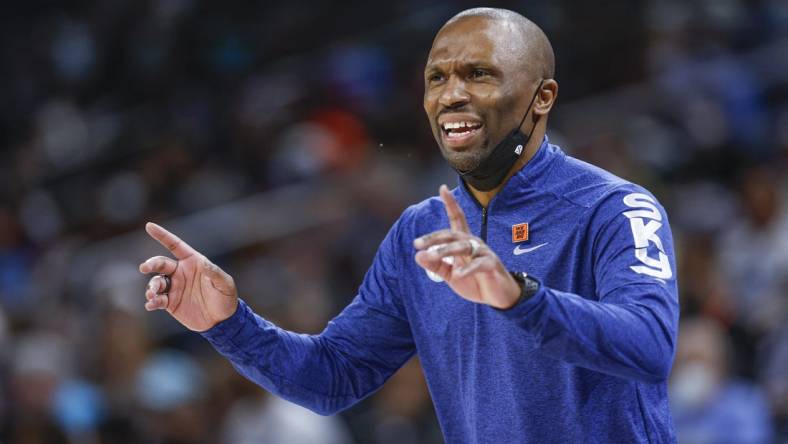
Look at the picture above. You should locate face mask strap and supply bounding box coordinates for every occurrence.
[457,79,546,191]
[516,79,544,134]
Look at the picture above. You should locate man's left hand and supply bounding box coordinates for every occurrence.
[414,185,522,310]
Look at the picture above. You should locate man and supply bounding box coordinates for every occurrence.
[140,8,679,443]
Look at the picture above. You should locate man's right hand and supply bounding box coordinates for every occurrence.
[139,222,238,332]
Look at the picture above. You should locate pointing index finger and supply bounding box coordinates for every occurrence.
[439,185,470,233]
[145,222,197,260]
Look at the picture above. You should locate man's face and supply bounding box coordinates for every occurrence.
[424,17,533,172]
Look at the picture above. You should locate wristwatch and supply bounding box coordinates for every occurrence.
[509,271,541,304]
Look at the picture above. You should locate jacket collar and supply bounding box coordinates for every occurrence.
[456,135,562,212]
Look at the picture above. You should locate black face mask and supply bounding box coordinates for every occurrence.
[458,79,544,191]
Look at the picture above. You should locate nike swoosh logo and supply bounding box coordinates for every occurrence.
[513,242,549,255]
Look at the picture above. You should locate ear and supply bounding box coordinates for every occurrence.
[533,79,558,116]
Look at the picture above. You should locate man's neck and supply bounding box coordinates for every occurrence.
[467,122,546,208]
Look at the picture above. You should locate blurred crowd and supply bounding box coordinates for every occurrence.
[1,0,787,443]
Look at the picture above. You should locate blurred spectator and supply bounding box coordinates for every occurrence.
[7,332,73,442]
[718,164,788,334]
[135,349,210,444]
[671,317,773,444]
[0,206,34,315]
[10,333,74,416]
[369,359,442,444]
[221,392,354,444]
[759,326,788,439]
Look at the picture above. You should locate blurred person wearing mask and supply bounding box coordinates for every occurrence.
[135,349,211,444]
[718,164,788,334]
[139,8,679,443]
[670,317,773,444]
[7,333,73,443]
[220,392,354,444]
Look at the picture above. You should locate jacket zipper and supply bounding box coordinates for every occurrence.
[462,184,490,244]
[460,182,490,242]
[480,207,488,242]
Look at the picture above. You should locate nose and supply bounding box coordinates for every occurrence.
[438,76,470,109]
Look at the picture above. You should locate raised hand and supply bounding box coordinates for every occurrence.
[413,185,522,310]
[139,222,238,332]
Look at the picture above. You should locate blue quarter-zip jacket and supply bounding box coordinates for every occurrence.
[202,138,679,443]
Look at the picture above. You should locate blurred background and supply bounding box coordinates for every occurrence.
[1,0,787,443]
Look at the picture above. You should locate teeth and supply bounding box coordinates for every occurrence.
[446,129,473,138]
[442,121,480,131]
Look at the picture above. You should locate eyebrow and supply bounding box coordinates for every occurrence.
[424,60,502,75]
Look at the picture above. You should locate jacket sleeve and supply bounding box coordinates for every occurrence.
[200,214,416,415]
[499,187,679,383]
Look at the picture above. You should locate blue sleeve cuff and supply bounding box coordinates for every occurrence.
[200,299,257,358]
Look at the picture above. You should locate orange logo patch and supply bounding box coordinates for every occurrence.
[512,223,529,242]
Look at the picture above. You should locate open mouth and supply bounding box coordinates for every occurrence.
[440,121,484,147]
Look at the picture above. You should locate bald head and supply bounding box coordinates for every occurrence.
[439,8,555,80]
[423,8,559,182]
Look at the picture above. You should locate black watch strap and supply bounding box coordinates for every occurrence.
[509,271,540,303]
